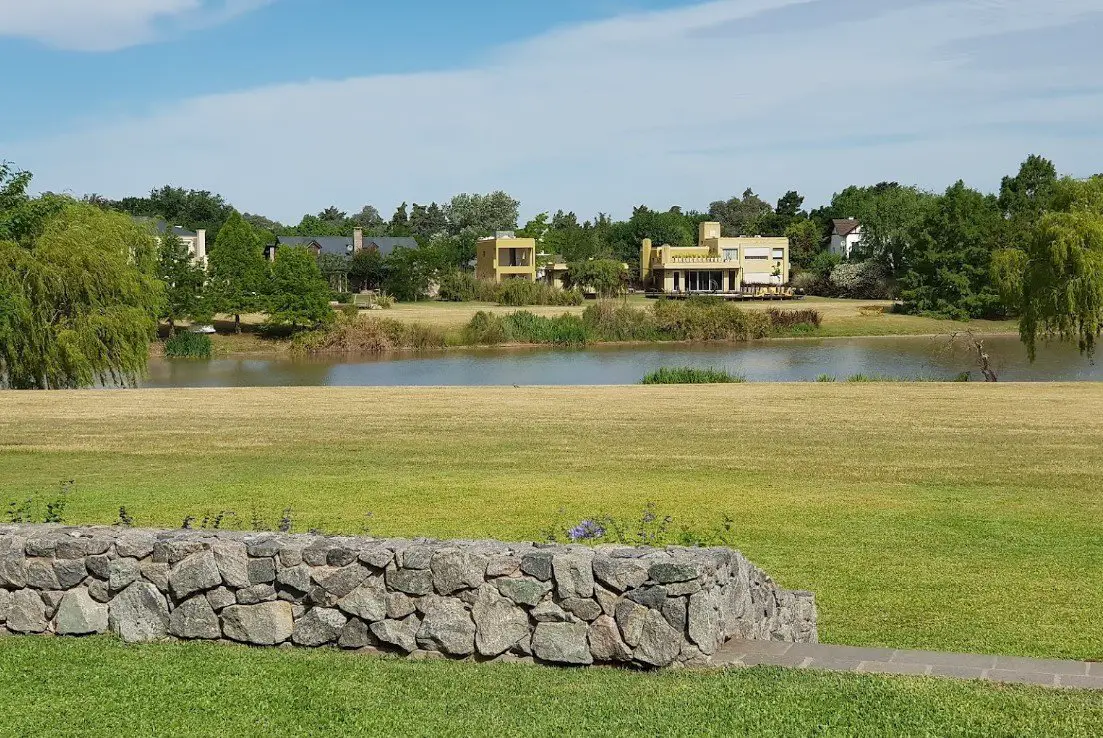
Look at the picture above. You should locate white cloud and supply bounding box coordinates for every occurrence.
[6,0,1103,221]
[0,0,272,51]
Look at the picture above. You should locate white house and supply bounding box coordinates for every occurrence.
[829,219,862,259]
[136,218,207,266]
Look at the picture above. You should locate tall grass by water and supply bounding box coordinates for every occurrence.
[640,367,745,384]
[164,332,212,359]
[292,314,447,354]
[438,272,583,306]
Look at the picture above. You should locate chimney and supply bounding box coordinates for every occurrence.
[353,228,364,253]
[195,229,207,266]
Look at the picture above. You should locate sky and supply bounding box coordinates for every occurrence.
[1,0,1101,224]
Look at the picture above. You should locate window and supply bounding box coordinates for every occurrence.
[772,249,785,259]
[723,248,738,261]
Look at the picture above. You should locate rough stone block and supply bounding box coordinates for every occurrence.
[552,553,595,599]
[237,584,277,605]
[386,567,434,596]
[431,549,487,594]
[211,541,250,589]
[170,551,222,600]
[532,622,592,665]
[417,597,475,656]
[109,582,170,643]
[247,557,277,585]
[495,577,552,607]
[293,607,347,646]
[472,585,529,657]
[169,596,220,640]
[588,615,632,662]
[221,601,294,645]
[592,556,649,593]
[8,590,48,633]
[337,577,387,622]
[371,614,420,653]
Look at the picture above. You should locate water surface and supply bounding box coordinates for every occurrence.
[140,335,1102,387]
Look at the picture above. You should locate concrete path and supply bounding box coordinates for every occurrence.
[715,640,1103,690]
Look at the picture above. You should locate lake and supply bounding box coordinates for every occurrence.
[140,335,1103,387]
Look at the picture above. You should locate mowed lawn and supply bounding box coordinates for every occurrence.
[1,384,1101,660]
[1,638,1101,738]
[384,296,1018,338]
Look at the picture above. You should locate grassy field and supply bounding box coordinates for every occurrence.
[2,384,1101,661]
[1,637,1100,737]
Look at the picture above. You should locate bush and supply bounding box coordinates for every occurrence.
[165,332,212,359]
[830,260,894,299]
[766,308,822,330]
[581,302,663,342]
[461,311,588,346]
[651,298,771,341]
[332,292,353,304]
[437,272,582,306]
[293,314,446,354]
[641,367,745,384]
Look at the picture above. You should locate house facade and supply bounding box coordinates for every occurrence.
[136,218,207,266]
[476,231,537,283]
[640,222,789,294]
[829,219,862,258]
[268,228,417,261]
[536,252,569,289]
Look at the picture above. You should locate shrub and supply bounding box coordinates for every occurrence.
[497,279,583,307]
[165,332,213,359]
[293,314,446,354]
[462,311,512,345]
[332,292,353,304]
[462,311,589,346]
[766,308,822,330]
[641,367,745,384]
[830,260,894,299]
[438,272,482,302]
[651,298,771,341]
[581,302,662,342]
[340,303,360,319]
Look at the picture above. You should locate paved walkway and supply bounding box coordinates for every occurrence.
[715,640,1103,690]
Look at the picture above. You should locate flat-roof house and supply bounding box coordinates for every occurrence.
[476,231,537,283]
[640,222,789,294]
[536,252,569,289]
[829,219,862,259]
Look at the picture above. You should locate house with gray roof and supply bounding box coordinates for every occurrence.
[265,228,417,261]
[133,217,207,266]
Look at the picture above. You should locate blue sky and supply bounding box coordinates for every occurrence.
[2,0,1101,222]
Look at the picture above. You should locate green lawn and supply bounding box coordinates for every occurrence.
[2,384,1101,661]
[0,638,1099,737]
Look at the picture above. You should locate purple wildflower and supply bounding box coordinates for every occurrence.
[568,520,606,541]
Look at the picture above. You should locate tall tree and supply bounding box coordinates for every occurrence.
[207,212,268,333]
[389,202,410,236]
[820,182,936,276]
[408,202,447,240]
[784,219,823,270]
[266,246,334,330]
[0,197,161,389]
[900,181,1003,319]
[708,189,773,236]
[1003,175,1103,359]
[350,205,386,233]
[113,185,235,243]
[156,233,207,335]
[349,247,385,291]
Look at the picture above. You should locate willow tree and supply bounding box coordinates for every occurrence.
[998,176,1103,360]
[0,203,161,389]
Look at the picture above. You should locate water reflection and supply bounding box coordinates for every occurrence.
[138,335,1102,388]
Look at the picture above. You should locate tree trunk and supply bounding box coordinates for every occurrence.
[167,318,176,338]
[235,314,241,334]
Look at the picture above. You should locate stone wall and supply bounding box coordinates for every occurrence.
[0,525,816,667]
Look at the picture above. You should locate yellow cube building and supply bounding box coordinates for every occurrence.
[476,231,537,283]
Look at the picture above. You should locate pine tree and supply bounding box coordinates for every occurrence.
[156,234,207,335]
[266,246,335,329]
[207,212,267,333]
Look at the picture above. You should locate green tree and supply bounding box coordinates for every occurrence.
[565,259,626,297]
[351,204,386,233]
[113,185,235,243]
[708,189,773,236]
[408,202,447,240]
[784,219,823,270]
[899,181,1003,319]
[266,246,335,330]
[389,202,410,236]
[1010,176,1103,359]
[316,253,350,293]
[207,212,268,333]
[819,183,936,276]
[0,201,161,389]
[349,248,386,291]
[156,233,207,335]
[382,246,432,301]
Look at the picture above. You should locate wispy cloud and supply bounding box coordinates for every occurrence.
[0,0,273,52]
[6,0,1102,221]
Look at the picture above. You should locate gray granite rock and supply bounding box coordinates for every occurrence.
[140,561,171,592]
[25,559,60,590]
[688,590,721,654]
[400,546,434,570]
[370,614,420,653]
[86,554,110,580]
[472,585,529,657]
[560,598,602,622]
[386,567,434,596]
[221,601,294,645]
[0,549,27,588]
[292,607,347,646]
[169,551,222,600]
[634,609,682,667]
[337,577,387,622]
[8,589,48,633]
[276,564,312,593]
[520,552,554,582]
[592,556,649,593]
[115,531,155,559]
[588,615,632,662]
[0,589,10,622]
[211,541,250,588]
[237,584,277,605]
[431,549,487,594]
[615,599,647,647]
[247,557,276,584]
[338,618,372,649]
[109,582,170,643]
[532,622,593,665]
[532,601,572,623]
[649,562,701,584]
[53,558,87,589]
[169,596,220,639]
[109,558,141,591]
[316,564,370,598]
[552,553,594,599]
[418,597,475,655]
[88,579,110,603]
[495,577,552,607]
[358,548,394,570]
[206,586,236,611]
[55,588,108,635]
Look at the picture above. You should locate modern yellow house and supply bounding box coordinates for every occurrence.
[640,222,789,294]
[475,232,537,283]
